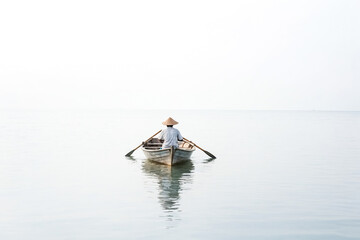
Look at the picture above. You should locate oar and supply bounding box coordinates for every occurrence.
[183,137,216,159]
[125,130,162,157]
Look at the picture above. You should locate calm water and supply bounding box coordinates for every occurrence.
[0,110,359,239]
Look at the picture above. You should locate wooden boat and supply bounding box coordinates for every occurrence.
[142,138,195,165]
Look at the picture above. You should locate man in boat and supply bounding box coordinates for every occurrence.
[158,117,183,149]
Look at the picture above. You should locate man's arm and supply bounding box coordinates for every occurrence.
[177,130,183,141]
[158,130,164,140]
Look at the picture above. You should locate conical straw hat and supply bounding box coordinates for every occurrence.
[162,117,178,125]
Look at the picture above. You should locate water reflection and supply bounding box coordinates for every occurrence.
[202,157,216,164]
[142,161,194,222]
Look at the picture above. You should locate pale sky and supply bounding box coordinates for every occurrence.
[0,0,359,110]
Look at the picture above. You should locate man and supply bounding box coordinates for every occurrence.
[158,117,183,149]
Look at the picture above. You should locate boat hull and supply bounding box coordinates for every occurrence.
[142,147,195,165]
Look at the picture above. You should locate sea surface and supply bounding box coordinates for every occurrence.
[0,110,359,240]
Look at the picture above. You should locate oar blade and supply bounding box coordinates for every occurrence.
[125,149,135,157]
[204,150,216,159]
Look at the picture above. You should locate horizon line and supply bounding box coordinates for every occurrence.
[0,107,359,112]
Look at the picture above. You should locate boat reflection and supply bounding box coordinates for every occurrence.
[142,160,194,221]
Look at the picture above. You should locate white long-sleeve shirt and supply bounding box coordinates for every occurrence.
[158,127,183,149]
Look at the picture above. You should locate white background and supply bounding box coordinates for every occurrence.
[1,0,359,110]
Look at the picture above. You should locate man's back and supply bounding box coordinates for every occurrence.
[158,127,183,149]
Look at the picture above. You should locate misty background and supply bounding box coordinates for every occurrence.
[0,0,359,111]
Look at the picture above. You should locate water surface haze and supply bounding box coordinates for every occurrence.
[0,110,359,239]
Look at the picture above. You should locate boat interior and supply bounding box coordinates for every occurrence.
[143,138,195,150]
